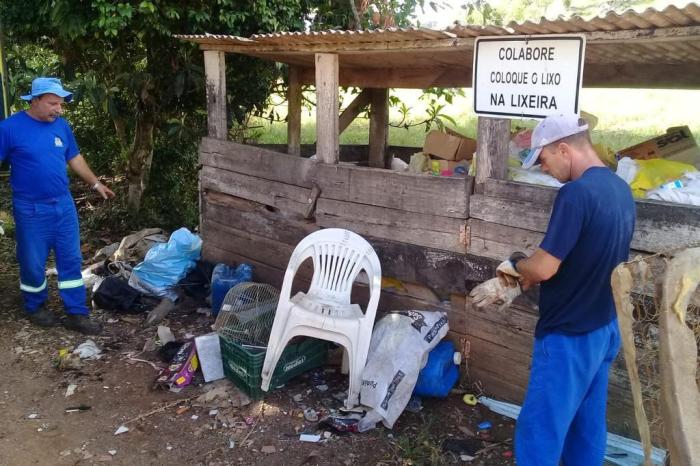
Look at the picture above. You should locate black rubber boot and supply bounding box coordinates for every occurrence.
[64,314,103,335]
[28,307,60,327]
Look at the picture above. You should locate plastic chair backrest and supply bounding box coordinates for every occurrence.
[283,229,381,311]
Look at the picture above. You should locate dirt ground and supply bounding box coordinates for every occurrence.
[0,193,517,466]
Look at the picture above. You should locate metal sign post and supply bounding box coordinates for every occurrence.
[472,34,586,120]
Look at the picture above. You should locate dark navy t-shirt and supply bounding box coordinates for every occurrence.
[536,167,635,338]
[0,111,80,201]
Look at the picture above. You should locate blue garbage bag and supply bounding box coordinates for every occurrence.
[128,228,202,300]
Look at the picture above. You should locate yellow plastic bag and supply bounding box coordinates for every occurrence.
[630,158,697,198]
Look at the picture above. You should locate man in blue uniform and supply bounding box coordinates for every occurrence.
[0,77,114,335]
[471,114,635,465]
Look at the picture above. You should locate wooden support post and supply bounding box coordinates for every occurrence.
[315,53,339,164]
[368,88,389,168]
[475,117,510,188]
[287,66,302,156]
[203,50,227,139]
[339,89,372,135]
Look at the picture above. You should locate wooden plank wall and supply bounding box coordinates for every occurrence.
[199,139,699,439]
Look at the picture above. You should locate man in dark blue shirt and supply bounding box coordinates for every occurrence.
[0,77,115,334]
[475,114,635,465]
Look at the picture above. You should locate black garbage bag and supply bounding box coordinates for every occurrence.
[93,276,148,313]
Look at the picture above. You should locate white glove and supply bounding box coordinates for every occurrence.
[469,277,521,309]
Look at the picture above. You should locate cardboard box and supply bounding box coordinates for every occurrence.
[617,126,700,167]
[423,129,477,161]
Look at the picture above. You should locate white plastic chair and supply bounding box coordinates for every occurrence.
[260,228,381,408]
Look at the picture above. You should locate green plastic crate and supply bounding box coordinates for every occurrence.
[219,335,328,399]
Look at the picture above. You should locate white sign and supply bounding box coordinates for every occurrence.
[473,35,585,119]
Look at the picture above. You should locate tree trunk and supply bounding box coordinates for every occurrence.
[127,111,155,212]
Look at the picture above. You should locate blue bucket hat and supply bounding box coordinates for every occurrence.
[21,77,73,102]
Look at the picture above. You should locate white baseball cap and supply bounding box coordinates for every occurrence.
[521,114,588,169]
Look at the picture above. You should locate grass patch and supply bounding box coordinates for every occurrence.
[392,415,445,465]
[251,88,700,150]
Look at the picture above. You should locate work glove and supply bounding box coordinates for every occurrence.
[469,277,521,309]
[470,252,527,309]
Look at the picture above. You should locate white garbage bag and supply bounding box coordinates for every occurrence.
[358,310,449,431]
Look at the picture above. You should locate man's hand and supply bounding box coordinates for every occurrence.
[93,182,115,200]
[469,277,521,309]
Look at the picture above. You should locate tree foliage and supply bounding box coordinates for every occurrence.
[1,0,319,213]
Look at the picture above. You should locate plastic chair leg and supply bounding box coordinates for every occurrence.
[341,348,349,375]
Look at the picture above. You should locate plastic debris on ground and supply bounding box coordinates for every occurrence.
[129,227,202,301]
[113,426,129,435]
[154,340,199,390]
[65,384,77,397]
[194,379,251,409]
[194,333,224,382]
[319,416,360,434]
[478,396,667,465]
[157,326,175,345]
[358,310,449,432]
[299,433,321,443]
[73,340,102,360]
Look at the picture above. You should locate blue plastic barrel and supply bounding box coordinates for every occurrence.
[413,340,460,398]
[211,263,253,316]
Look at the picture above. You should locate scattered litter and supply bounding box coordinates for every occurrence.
[228,438,235,449]
[405,395,423,413]
[114,426,129,435]
[261,445,276,454]
[166,445,173,451]
[142,338,157,352]
[477,421,492,431]
[323,431,332,439]
[65,405,91,413]
[196,307,212,316]
[124,352,161,371]
[244,416,255,426]
[209,409,218,416]
[65,384,77,397]
[191,415,199,420]
[27,413,39,419]
[293,394,303,402]
[154,340,198,390]
[194,333,224,382]
[462,394,478,406]
[108,450,117,456]
[60,449,72,457]
[502,450,513,458]
[175,406,190,415]
[157,326,176,345]
[300,433,321,443]
[56,348,83,370]
[194,379,250,408]
[73,340,102,360]
[303,408,319,422]
[359,311,449,432]
[460,454,475,462]
[319,416,359,434]
[315,384,328,392]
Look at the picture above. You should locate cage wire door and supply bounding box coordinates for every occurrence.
[214,282,280,349]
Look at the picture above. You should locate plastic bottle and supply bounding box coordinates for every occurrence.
[210,263,253,316]
[412,340,461,398]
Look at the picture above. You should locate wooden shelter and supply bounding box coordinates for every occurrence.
[177,3,700,439]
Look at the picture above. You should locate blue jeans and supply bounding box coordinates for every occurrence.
[13,195,89,315]
[515,319,621,466]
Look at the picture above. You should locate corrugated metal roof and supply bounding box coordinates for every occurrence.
[174,3,700,89]
[176,3,700,48]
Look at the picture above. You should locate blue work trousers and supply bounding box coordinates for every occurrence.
[13,194,88,315]
[515,319,621,466]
